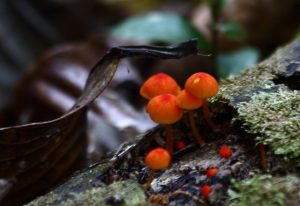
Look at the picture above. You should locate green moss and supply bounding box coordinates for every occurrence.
[215,68,275,104]
[27,160,149,206]
[229,175,300,206]
[27,179,147,206]
[235,87,300,164]
[212,37,300,164]
[59,180,147,206]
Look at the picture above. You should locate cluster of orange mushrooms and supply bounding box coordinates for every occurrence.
[140,72,219,156]
[139,72,266,198]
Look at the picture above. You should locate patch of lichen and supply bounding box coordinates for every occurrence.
[216,67,276,104]
[27,179,147,206]
[229,175,300,206]
[60,180,147,206]
[214,38,300,103]
[211,38,300,165]
[235,87,300,165]
[26,162,113,206]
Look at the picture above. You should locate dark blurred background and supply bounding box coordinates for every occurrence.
[0,0,300,160]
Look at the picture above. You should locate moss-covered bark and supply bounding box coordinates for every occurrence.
[26,162,148,206]
[215,38,300,165]
[229,175,300,206]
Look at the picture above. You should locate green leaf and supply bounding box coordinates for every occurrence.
[216,22,246,41]
[217,47,260,78]
[110,12,210,51]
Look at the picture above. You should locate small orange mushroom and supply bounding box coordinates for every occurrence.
[206,168,219,177]
[140,73,181,100]
[219,145,232,159]
[185,72,220,132]
[144,148,171,189]
[146,94,183,158]
[185,72,219,99]
[176,89,205,145]
[201,184,212,198]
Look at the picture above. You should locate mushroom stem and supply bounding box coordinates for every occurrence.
[203,101,219,132]
[258,143,268,171]
[188,110,205,145]
[144,169,156,190]
[165,125,174,159]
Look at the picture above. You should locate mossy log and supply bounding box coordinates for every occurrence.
[27,37,300,206]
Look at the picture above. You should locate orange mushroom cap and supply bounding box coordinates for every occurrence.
[145,148,171,170]
[206,168,219,177]
[146,94,183,124]
[185,72,219,99]
[219,145,232,159]
[140,73,181,100]
[176,89,204,110]
[201,184,212,198]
